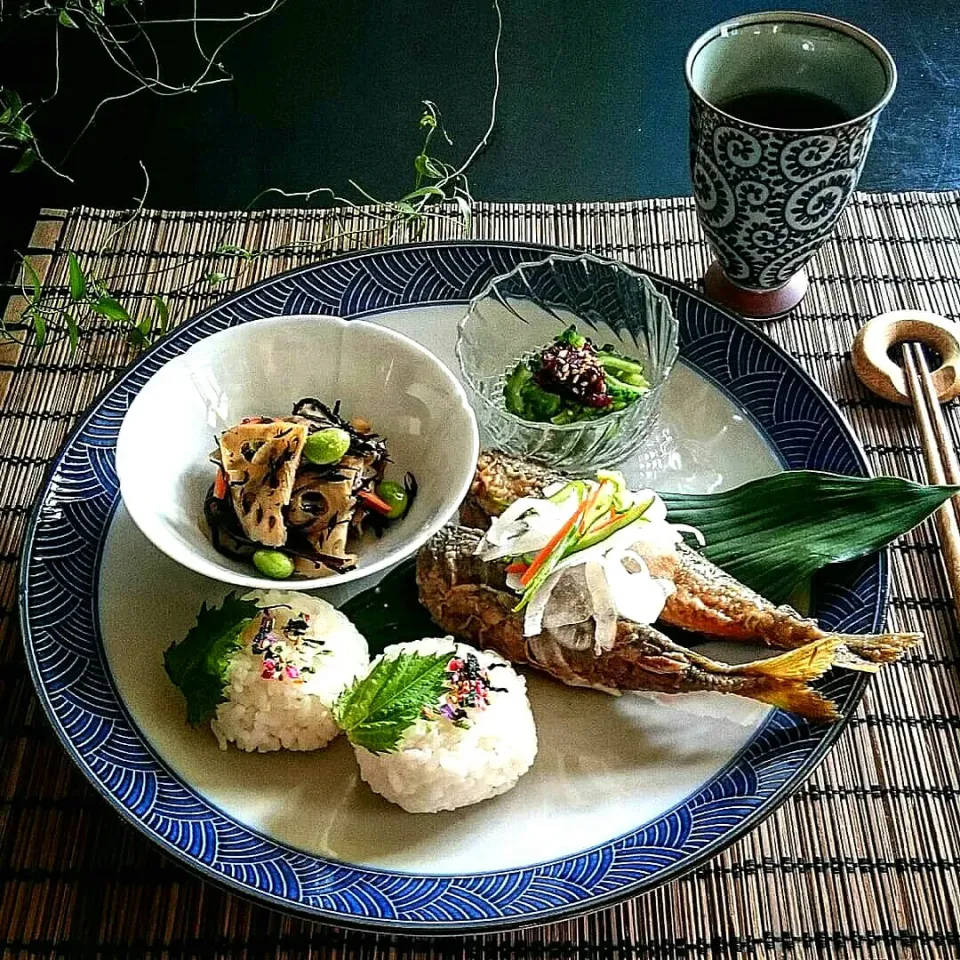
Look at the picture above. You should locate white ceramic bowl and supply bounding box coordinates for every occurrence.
[116,314,479,589]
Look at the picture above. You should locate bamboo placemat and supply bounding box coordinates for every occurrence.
[3,193,960,959]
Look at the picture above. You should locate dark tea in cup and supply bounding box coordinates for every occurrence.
[715,90,854,129]
[686,13,897,319]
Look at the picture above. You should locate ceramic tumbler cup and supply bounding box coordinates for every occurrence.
[686,12,896,318]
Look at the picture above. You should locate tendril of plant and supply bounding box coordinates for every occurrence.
[5,0,504,355]
[0,0,290,177]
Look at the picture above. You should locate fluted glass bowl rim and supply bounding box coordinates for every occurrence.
[455,251,680,432]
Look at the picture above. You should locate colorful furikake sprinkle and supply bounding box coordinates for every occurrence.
[250,606,325,681]
[423,652,507,726]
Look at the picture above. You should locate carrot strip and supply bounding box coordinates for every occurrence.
[505,561,529,575]
[213,467,229,500]
[518,480,615,590]
[520,503,587,587]
[589,504,625,535]
[357,489,393,515]
[576,482,606,535]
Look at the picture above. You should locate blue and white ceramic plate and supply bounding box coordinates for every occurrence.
[20,242,879,933]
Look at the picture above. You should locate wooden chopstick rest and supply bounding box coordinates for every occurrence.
[852,309,960,608]
[851,309,960,406]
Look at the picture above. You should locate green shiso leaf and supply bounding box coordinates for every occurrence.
[661,471,959,604]
[334,651,449,754]
[163,592,260,726]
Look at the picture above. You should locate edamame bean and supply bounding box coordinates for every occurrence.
[376,480,409,520]
[303,427,351,465]
[253,549,295,579]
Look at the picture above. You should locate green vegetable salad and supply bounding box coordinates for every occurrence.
[503,325,650,425]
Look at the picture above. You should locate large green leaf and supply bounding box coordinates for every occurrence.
[661,472,957,603]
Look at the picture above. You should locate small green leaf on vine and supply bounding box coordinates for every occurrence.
[152,296,170,334]
[215,243,253,260]
[58,9,79,28]
[126,327,148,348]
[68,252,87,301]
[205,272,228,286]
[64,311,80,354]
[413,154,443,180]
[0,91,18,124]
[91,295,131,323]
[22,258,41,303]
[0,90,32,144]
[28,307,46,349]
[11,148,36,173]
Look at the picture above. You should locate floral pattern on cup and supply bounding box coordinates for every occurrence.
[689,98,878,291]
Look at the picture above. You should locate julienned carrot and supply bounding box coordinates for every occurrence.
[576,481,608,535]
[590,503,627,535]
[357,489,393,515]
[505,561,529,575]
[213,467,229,500]
[520,500,589,587]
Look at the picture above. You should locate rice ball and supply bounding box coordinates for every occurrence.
[352,637,538,813]
[211,590,369,752]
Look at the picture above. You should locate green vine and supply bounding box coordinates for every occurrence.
[4,0,504,353]
[1,1,290,178]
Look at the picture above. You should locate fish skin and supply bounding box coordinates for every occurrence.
[640,541,918,666]
[465,450,557,524]
[417,523,842,720]
[467,450,920,666]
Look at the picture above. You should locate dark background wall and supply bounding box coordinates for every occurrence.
[2,0,958,269]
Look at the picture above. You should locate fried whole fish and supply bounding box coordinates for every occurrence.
[466,450,920,666]
[417,524,843,720]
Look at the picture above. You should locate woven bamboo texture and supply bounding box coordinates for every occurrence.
[2,193,960,959]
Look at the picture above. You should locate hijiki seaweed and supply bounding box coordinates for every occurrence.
[205,396,416,578]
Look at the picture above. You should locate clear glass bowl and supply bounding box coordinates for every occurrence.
[456,253,680,474]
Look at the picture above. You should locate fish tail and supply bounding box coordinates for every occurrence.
[688,636,843,721]
[730,639,844,721]
[833,631,922,665]
[749,681,841,721]
[735,635,843,683]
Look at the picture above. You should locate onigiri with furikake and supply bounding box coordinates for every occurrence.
[164,589,369,752]
[335,637,538,813]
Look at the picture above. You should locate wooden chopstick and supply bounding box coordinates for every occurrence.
[909,342,960,486]
[903,342,960,603]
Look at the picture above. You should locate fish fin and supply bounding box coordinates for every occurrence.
[737,635,842,683]
[834,631,922,664]
[832,646,880,674]
[750,681,840,722]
